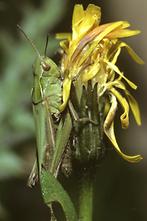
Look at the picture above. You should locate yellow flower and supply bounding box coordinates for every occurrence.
[57,4,144,163]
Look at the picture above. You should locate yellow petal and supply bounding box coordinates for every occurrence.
[119,21,130,29]
[86,4,101,25]
[60,78,71,111]
[107,29,141,39]
[110,41,144,64]
[113,79,126,90]
[109,40,144,65]
[104,93,117,129]
[72,4,101,40]
[78,21,130,66]
[94,21,126,43]
[81,62,100,82]
[56,33,72,41]
[105,60,137,89]
[104,121,143,163]
[120,42,144,64]
[70,23,110,64]
[104,77,123,92]
[109,81,141,126]
[104,94,142,163]
[59,40,68,53]
[72,4,84,40]
[104,99,111,118]
[110,47,121,65]
[125,90,141,125]
[63,4,101,61]
[110,87,129,129]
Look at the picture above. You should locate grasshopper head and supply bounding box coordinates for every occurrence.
[41,57,51,72]
[40,56,60,78]
[17,25,60,78]
[33,56,60,79]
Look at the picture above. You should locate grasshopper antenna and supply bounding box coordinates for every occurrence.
[17,24,41,60]
[44,34,49,57]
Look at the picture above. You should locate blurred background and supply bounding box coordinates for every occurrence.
[0,0,146,220]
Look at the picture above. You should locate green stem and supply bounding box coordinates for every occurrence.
[78,171,94,221]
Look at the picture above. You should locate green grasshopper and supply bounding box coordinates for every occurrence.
[17,25,77,221]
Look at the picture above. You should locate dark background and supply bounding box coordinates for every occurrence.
[0,0,146,220]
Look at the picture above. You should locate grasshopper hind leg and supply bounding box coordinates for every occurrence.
[27,161,38,187]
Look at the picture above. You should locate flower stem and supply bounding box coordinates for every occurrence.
[78,170,94,221]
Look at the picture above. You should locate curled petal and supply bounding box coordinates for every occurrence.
[60,78,71,111]
[108,41,144,68]
[104,94,117,129]
[120,42,144,64]
[125,90,141,125]
[110,87,129,129]
[105,121,143,163]
[112,79,126,90]
[104,94,142,163]
[102,78,125,95]
[105,60,137,89]
[110,41,144,64]
[109,81,141,126]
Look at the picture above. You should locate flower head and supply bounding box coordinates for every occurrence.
[57,4,143,162]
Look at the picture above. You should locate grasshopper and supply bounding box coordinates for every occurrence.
[17,25,77,221]
[17,27,63,186]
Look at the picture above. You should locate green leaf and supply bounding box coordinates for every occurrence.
[40,170,77,221]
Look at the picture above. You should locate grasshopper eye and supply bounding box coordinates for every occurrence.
[41,62,51,71]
